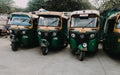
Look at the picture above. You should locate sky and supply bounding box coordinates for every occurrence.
[13,0,29,8]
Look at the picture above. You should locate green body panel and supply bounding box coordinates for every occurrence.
[51,37,59,48]
[88,39,98,52]
[24,30,38,46]
[21,36,28,45]
[70,38,77,53]
[12,38,19,43]
[38,35,42,44]
[104,33,120,54]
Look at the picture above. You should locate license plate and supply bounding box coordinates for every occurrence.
[82,48,87,51]
[118,39,120,42]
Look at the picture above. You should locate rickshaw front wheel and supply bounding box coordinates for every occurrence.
[11,44,18,51]
[78,51,85,61]
[41,47,48,55]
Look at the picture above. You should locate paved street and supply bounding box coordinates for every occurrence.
[0,37,120,75]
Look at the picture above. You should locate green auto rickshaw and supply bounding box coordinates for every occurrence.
[103,12,120,56]
[69,10,100,61]
[8,12,38,51]
[37,12,68,55]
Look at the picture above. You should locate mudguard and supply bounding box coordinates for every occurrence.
[78,44,87,51]
[41,39,49,47]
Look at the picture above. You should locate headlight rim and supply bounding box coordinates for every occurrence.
[38,31,42,35]
[90,33,95,39]
[9,30,13,34]
[52,32,57,36]
[71,33,76,38]
[82,43,87,48]
[22,31,26,34]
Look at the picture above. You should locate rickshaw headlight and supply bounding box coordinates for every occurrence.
[9,30,13,34]
[53,32,57,36]
[83,43,87,48]
[90,34,95,38]
[22,31,26,34]
[38,31,41,35]
[71,33,75,38]
[80,34,85,39]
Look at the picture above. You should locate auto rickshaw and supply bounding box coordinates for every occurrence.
[0,25,7,36]
[103,12,120,56]
[8,12,38,51]
[0,15,8,36]
[36,12,68,55]
[69,10,100,61]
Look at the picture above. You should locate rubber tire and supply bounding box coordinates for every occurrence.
[11,44,18,51]
[78,51,85,61]
[41,47,48,55]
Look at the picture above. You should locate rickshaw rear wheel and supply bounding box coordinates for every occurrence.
[41,47,48,55]
[11,44,18,51]
[78,51,85,61]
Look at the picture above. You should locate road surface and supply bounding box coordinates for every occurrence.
[0,37,120,75]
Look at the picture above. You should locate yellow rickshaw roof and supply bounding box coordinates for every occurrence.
[107,12,120,19]
[36,11,68,19]
[71,10,100,16]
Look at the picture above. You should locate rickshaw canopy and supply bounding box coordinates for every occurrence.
[10,12,38,19]
[36,11,68,19]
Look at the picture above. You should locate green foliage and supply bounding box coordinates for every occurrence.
[27,0,45,11]
[27,0,95,12]
[0,0,13,13]
[46,0,94,11]
[100,0,120,11]
[46,0,78,11]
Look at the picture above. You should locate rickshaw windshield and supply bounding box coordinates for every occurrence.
[38,16,60,27]
[116,19,120,28]
[9,16,31,26]
[71,17,97,28]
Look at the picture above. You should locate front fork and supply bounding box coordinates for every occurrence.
[40,39,49,55]
[77,43,87,61]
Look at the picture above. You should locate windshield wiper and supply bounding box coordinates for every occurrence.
[82,19,95,28]
[47,20,58,27]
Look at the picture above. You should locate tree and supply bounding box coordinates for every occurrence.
[99,0,120,11]
[27,0,45,11]
[0,0,14,13]
[27,0,95,12]
[46,0,94,11]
